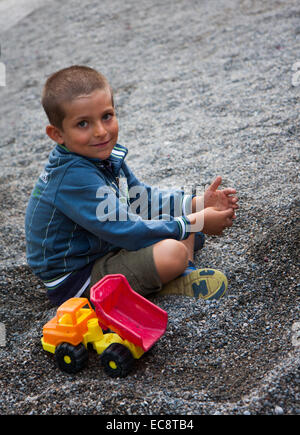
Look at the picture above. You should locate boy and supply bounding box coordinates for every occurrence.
[25,65,238,306]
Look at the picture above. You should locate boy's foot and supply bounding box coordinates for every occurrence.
[194,232,205,251]
[158,265,228,300]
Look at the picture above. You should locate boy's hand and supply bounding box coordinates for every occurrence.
[202,207,235,235]
[187,206,235,235]
[204,176,238,213]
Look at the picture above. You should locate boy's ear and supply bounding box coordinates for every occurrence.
[46,125,64,144]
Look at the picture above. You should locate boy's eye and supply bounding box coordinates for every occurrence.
[103,112,113,121]
[77,120,88,128]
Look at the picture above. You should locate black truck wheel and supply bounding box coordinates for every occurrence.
[55,342,88,374]
[101,343,134,378]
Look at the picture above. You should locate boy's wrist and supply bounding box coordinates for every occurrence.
[186,209,205,233]
[192,195,205,213]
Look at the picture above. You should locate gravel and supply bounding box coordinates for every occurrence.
[0,0,299,415]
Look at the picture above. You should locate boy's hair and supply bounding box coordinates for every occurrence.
[42,65,113,129]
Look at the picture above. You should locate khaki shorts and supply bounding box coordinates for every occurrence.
[84,245,162,299]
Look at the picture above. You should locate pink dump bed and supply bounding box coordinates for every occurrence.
[90,274,168,351]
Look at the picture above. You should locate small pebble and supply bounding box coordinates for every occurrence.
[274,406,284,415]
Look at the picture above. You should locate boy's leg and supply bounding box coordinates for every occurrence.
[154,234,228,300]
[152,238,190,284]
[194,232,205,251]
[85,234,227,301]
[85,239,191,299]
[180,233,195,262]
[86,244,163,299]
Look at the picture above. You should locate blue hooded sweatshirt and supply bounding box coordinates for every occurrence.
[25,143,192,304]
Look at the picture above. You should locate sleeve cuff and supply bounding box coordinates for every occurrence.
[181,194,194,216]
[175,216,191,240]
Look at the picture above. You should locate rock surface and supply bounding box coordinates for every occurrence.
[0,0,299,415]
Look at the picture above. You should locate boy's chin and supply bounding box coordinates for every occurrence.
[92,149,113,160]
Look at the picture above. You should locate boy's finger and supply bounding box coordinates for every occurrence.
[208,176,222,191]
[223,188,237,195]
[230,198,239,208]
[223,208,234,217]
[226,218,233,227]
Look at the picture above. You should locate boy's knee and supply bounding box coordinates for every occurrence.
[164,239,188,264]
[153,239,189,276]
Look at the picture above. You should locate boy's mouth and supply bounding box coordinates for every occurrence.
[91,140,110,147]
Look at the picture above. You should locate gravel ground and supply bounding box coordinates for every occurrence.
[0,0,299,415]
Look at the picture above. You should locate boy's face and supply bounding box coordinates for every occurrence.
[53,88,118,160]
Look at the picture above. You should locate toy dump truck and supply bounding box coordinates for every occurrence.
[41,274,168,377]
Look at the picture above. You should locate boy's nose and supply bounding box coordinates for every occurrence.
[94,121,107,137]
